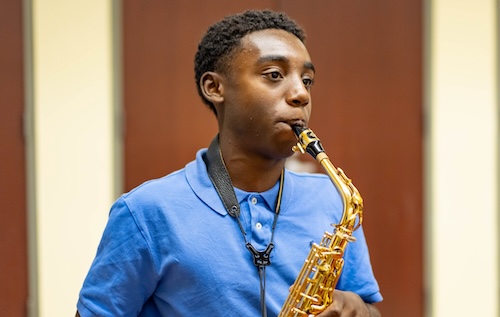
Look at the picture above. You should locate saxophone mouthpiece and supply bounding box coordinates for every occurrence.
[291,124,306,137]
[292,125,325,158]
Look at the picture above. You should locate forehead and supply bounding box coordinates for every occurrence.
[235,28,312,64]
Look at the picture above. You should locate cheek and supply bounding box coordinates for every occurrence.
[302,104,312,122]
[247,94,273,117]
[307,104,312,117]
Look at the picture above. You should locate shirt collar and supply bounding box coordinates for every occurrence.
[233,179,281,211]
[185,148,292,216]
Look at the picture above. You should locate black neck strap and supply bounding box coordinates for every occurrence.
[204,136,240,218]
[203,135,284,317]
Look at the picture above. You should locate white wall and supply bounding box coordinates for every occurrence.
[427,0,498,316]
[31,1,115,316]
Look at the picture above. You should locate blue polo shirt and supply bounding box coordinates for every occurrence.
[77,149,382,316]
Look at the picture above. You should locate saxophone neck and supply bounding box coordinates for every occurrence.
[292,126,363,229]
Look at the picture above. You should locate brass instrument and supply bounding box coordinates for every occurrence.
[278,126,364,317]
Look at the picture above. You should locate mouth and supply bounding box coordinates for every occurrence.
[284,119,306,129]
[279,119,306,139]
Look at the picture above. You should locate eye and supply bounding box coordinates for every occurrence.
[264,70,283,81]
[302,77,315,88]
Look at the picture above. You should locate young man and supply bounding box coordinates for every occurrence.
[76,10,382,317]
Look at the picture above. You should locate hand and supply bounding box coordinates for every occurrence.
[315,290,380,317]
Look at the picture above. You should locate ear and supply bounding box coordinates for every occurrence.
[199,71,225,105]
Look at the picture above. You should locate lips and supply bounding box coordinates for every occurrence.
[284,119,306,129]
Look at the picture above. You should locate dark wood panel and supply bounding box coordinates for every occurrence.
[0,0,28,315]
[123,1,423,316]
[122,0,280,190]
[283,1,423,316]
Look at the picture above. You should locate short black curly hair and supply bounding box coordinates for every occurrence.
[194,10,306,115]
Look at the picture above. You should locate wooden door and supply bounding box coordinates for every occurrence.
[122,1,423,316]
[0,0,29,315]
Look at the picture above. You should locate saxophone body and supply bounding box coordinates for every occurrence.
[278,126,364,317]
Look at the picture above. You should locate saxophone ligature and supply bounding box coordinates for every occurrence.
[278,125,364,317]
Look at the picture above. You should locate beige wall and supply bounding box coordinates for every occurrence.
[31,1,115,316]
[427,0,498,316]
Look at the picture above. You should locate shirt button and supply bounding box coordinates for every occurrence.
[256,222,263,230]
[251,197,258,205]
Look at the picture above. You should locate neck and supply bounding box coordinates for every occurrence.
[219,142,286,193]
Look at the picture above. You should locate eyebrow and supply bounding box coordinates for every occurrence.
[257,55,315,73]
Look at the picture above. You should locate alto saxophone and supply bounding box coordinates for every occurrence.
[278,126,364,317]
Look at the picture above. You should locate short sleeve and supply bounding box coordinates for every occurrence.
[77,197,159,316]
[337,226,383,304]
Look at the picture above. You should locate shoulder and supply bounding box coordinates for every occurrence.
[285,169,333,188]
[124,168,188,199]
[286,169,329,179]
[283,169,341,211]
[122,147,208,203]
[117,167,197,216]
[119,149,213,211]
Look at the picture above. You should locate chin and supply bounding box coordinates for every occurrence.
[277,142,297,160]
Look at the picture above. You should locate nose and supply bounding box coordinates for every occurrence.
[286,77,310,107]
